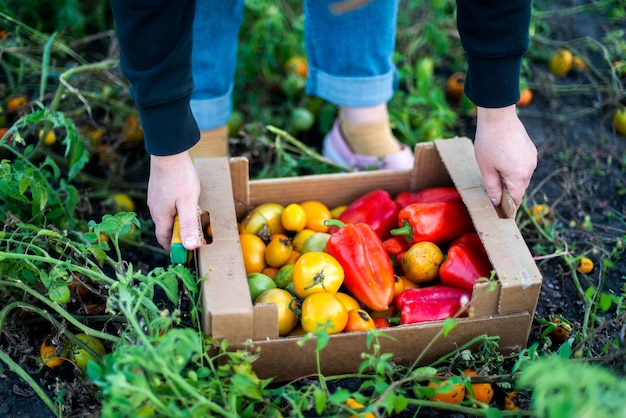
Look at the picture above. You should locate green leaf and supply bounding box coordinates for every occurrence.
[393,394,409,414]
[442,317,457,337]
[599,292,613,312]
[313,387,327,416]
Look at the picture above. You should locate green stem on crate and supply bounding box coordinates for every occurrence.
[0,349,60,417]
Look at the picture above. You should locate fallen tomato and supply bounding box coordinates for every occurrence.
[40,339,67,368]
[300,292,348,334]
[548,48,573,77]
[613,107,626,136]
[576,256,594,274]
[462,369,494,405]
[427,377,465,405]
[70,333,106,370]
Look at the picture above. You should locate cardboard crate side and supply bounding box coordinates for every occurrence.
[229,157,252,220]
[199,242,254,343]
[247,169,413,210]
[196,157,256,343]
[410,141,454,191]
[435,138,542,316]
[248,312,531,381]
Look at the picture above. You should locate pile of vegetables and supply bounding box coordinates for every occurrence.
[237,186,495,336]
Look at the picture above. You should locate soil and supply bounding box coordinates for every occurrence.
[1,2,625,417]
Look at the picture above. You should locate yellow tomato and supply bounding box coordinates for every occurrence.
[345,397,375,418]
[112,193,136,213]
[401,241,444,284]
[343,309,376,332]
[301,292,348,334]
[330,205,347,219]
[613,107,626,136]
[265,236,293,268]
[239,233,267,274]
[548,48,573,77]
[71,333,107,370]
[335,292,361,312]
[239,203,285,239]
[39,129,56,145]
[292,229,316,253]
[255,288,299,336]
[281,203,307,232]
[300,200,332,233]
[293,252,344,298]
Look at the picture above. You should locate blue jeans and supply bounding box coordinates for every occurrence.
[191,0,398,130]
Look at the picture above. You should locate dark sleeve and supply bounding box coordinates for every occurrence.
[110,0,199,156]
[456,0,531,108]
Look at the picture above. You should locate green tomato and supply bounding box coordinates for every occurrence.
[291,107,315,132]
[48,285,71,304]
[274,263,296,289]
[71,333,107,370]
[247,272,276,303]
[301,232,330,254]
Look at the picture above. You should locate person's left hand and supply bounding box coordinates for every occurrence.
[473,105,538,207]
[147,151,201,251]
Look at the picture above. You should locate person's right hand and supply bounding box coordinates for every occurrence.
[147,152,201,251]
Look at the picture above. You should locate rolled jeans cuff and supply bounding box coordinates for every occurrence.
[306,66,396,108]
[190,84,233,130]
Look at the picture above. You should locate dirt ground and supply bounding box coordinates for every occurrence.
[1,3,625,417]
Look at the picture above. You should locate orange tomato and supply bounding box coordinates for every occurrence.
[292,252,344,298]
[255,288,299,336]
[576,256,594,274]
[6,95,28,112]
[40,339,67,368]
[281,203,307,232]
[393,275,405,297]
[300,292,348,334]
[399,275,419,290]
[462,369,494,405]
[239,233,267,274]
[344,309,376,332]
[446,72,466,100]
[516,88,533,107]
[122,114,144,146]
[285,56,308,77]
[504,391,522,411]
[427,378,465,405]
[345,397,375,418]
[300,200,332,233]
[265,236,293,268]
[401,241,444,284]
[572,55,587,72]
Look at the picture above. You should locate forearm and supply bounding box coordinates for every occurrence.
[456,0,532,108]
[110,0,200,155]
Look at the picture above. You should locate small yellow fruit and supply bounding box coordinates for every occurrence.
[39,129,56,145]
[576,257,594,274]
[112,193,135,213]
[548,49,573,77]
[613,107,626,136]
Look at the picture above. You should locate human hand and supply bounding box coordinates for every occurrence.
[147,152,201,251]
[474,105,537,207]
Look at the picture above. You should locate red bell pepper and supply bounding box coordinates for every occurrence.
[394,285,472,325]
[439,232,493,291]
[328,189,399,240]
[325,219,395,312]
[395,186,461,208]
[391,200,474,246]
